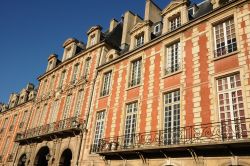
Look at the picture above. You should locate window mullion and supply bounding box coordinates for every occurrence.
[223,22,228,49]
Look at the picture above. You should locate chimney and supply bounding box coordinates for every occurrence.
[109,19,118,32]
[144,0,161,23]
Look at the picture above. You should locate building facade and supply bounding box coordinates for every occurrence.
[1,0,250,165]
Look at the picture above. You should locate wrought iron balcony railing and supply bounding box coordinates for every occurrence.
[91,118,250,154]
[15,117,86,142]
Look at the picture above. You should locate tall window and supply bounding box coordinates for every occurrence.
[93,111,105,152]
[169,15,181,31]
[49,100,59,123]
[20,110,28,128]
[49,75,55,90]
[72,64,79,83]
[135,33,144,47]
[74,91,84,117]
[58,71,66,89]
[42,79,48,95]
[9,114,17,131]
[165,42,181,74]
[124,102,138,147]
[32,108,40,127]
[164,90,180,145]
[1,137,10,155]
[1,118,8,133]
[213,18,237,57]
[154,23,161,34]
[63,95,72,120]
[130,59,142,87]
[39,104,48,126]
[217,73,246,139]
[101,71,112,96]
[83,58,91,79]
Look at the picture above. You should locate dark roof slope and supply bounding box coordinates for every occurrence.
[103,22,123,50]
[192,0,213,19]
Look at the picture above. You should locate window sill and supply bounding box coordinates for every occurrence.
[162,70,182,79]
[212,50,239,61]
[99,94,110,100]
[88,153,100,156]
[126,84,142,91]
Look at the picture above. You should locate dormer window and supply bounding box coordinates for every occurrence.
[154,23,162,35]
[65,46,72,60]
[135,33,144,48]
[188,7,195,16]
[169,14,181,31]
[48,61,53,70]
[90,35,96,46]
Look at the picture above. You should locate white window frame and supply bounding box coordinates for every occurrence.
[154,23,161,34]
[74,90,84,117]
[130,59,142,87]
[101,71,112,96]
[58,71,66,89]
[163,90,180,145]
[217,73,246,139]
[83,58,91,79]
[2,118,8,132]
[72,64,79,83]
[1,137,10,155]
[9,114,17,131]
[49,75,55,90]
[169,15,181,31]
[32,108,40,128]
[124,102,138,147]
[49,100,59,123]
[165,42,181,75]
[93,111,106,152]
[213,18,237,57]
[39,104,48,126]
[135,34,144,47]
[20,110,28,128]
[63,95,72,120]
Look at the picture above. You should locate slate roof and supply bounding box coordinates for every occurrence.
[191,0,213,19]
[103,22,123,50]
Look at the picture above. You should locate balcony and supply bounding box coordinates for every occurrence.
[15,117,86,144]
[92,118,250,160]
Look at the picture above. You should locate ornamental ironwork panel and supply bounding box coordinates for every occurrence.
[15,116,85,142]
[91,118,250,153]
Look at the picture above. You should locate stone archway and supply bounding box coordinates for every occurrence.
[59,149,72,166]
[34,146,50,166]
[17,154,27,166]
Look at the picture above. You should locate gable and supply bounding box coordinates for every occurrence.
[130,21,152,34]
[162,0,187,16]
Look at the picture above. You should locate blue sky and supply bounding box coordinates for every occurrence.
[0,0,201,103]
